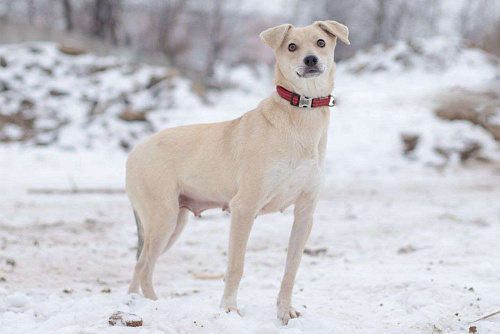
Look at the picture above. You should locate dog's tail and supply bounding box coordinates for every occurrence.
[133,209,144,260]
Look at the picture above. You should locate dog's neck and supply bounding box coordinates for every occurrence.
[262,63,331,138]
[272,63,335,98]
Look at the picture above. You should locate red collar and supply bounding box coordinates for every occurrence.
[276,85,335,108]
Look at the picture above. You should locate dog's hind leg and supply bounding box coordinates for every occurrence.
[128,209,144,294]
[163,208,189,253]
[133,200,179,300]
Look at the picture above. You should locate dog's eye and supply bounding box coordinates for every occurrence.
[317,39,326,48]
[288,43,297,52]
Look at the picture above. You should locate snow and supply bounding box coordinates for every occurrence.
[490,113,500,126]
[1,124,23,140]
[6,292,29,308]
[0,42,191,149]
[1,38,500,333]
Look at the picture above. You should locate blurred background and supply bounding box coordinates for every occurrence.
[0,0,499,151]
[1,0,499,84]
[1,1,500,333]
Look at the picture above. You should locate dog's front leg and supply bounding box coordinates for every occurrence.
[277,193,318,325]
[220,202,256,315]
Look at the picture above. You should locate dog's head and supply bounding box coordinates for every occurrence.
[260,21,349,95]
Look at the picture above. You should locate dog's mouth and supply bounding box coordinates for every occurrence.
[296,65,326,78]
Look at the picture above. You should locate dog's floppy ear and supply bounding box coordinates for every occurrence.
[260,24,293,50]
[314,20,350,45]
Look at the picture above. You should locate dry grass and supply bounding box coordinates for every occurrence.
[470,310,500,324]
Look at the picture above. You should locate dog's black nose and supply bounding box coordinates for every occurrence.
[303,55,318,67]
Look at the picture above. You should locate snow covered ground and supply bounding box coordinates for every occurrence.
[1,38,500,333]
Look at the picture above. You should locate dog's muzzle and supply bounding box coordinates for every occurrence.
[300,67,323,78]
[297,57,325,78]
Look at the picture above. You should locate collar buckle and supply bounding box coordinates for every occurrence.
[298,96,312,108]
[328,96,335,107]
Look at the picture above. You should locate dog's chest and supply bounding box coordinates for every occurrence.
[285,157,321,192]
[260,153,324,214]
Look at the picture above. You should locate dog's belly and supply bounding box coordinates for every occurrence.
[178,157,323,217]
[179,194,227,217]
[259,158,323,215]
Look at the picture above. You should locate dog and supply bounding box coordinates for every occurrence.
[126,20,349,324]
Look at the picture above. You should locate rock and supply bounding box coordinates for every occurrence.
[0,109,36,142]
[401,133,420,154]
[397,245,417,254]
[0,80,9,91]
[108,311,143,327]
[87,65,120,75]
[435,98,479,124]
[29,46,43,54]
[304,248,328,256]
[119,140,130,150]
[58,45,88,56]
[191,82,207,100]
[49,89,69,97]
[435,88,500,141]
[41,67,53,76]
[0,56,7,68]
[20,99,35,109]
[146,71,177,89]
[459,142,482,162]
[434,146,451,160]
[147,75,168,89]
[434,141,483,165]
[118,108,147,122]
[484,123,500,141]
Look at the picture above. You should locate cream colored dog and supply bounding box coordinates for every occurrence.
[126,20,349,324]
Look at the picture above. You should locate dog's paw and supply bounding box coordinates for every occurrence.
[223,306,242,316]
[220,300,242,316]
[277,305,301,325]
